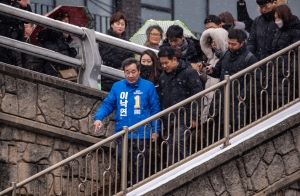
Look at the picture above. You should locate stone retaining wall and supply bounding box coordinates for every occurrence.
[163,116,300,196]
[0,62,116,139]
[0,63,117,193]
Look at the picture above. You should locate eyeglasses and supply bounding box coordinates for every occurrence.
[150,33,161,37]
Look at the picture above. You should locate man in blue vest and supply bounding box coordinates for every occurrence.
[94,58,160,186]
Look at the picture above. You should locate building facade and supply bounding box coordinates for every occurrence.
[30,0,300,39]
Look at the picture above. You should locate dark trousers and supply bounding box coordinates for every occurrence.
[116,138,150,186]
[0,46,15,65]
[161,125,191,168]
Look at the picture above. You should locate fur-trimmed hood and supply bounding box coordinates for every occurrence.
[234,21,246,30]
[200,28,228,60]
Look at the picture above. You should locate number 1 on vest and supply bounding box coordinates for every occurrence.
[134,96,141,108]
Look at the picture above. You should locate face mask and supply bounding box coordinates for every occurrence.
[275,20,283,28]
[140,64,153,79]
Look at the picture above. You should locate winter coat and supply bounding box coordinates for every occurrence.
[237,0,253,33]
[160,37,204,63]
[268,16,300,104]
[16,38,44,73]
[94,77,161,139]
[37,28,77,76]
[247,11,278,61]
[199,28,228,122]
[157,59,203,126]
[208,45,258,126]
[0,1,32,65]
[99,29,134,91]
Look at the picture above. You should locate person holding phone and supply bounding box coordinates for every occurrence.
[206,29,258,141]
[198,27,229,122]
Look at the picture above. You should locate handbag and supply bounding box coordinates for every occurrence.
[50,63,78,81]
[58,68,78,81]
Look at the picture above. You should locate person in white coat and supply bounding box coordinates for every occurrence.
[199,28,228,123]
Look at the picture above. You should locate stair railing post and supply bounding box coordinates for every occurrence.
[121,126,129,194]
[79,28,102,89]
[224,75,230,147]
[11,182,16,196]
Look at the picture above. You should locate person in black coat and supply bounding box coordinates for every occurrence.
[37,12,77,77]
[247,0,278,61]
[16,23,44,73]
[157,46,203,167]
[268,4,300,108]
[237,0,287,33]
[159,25,203,64]
[98,12,134,91]
[139,49,163,86]
[237,0,253,33]
[207,29,258,137]
[0,0,32,65]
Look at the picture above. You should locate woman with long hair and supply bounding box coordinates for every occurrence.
[268,4,300,106]
[139,49,163,86]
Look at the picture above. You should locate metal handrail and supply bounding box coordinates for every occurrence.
[0,2,300,195]
[230,41,300,81]
[1,39,299,194]
[0,130,126,195]
[0,35,83,68]
[0,3,158,55]
[0,3,157,83]
[0,3,84,37]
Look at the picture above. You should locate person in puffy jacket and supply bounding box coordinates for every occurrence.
[206,29,257,139]
[247,0,279,61]
[98,12,134,91]
[268,4,300,108]
[199,28,228,123]
[159,25,203,64]
[237,0,286,33]
[38,12,77,77]
[157,46,203,167]
[94,58,160,186]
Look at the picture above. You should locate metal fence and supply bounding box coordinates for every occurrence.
[0,3,155,88]
[0,34,299,195]
[1,2,300,196]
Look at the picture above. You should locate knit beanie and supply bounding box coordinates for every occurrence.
[256,0,274,5]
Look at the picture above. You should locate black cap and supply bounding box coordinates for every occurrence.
[256,0,274,5]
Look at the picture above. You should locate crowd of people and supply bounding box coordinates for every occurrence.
[0,0,299,186]
[93,0,300,185]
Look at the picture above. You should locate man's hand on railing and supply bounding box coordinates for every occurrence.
[94,120,103,133]
[151,133,159,142]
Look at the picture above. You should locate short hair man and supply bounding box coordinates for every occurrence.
[247,0,278,60]
[94,58,160,185]
[204,15,222,29]
[159,25,203,64]
[157,46,203,167]
[206,29,258,138]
